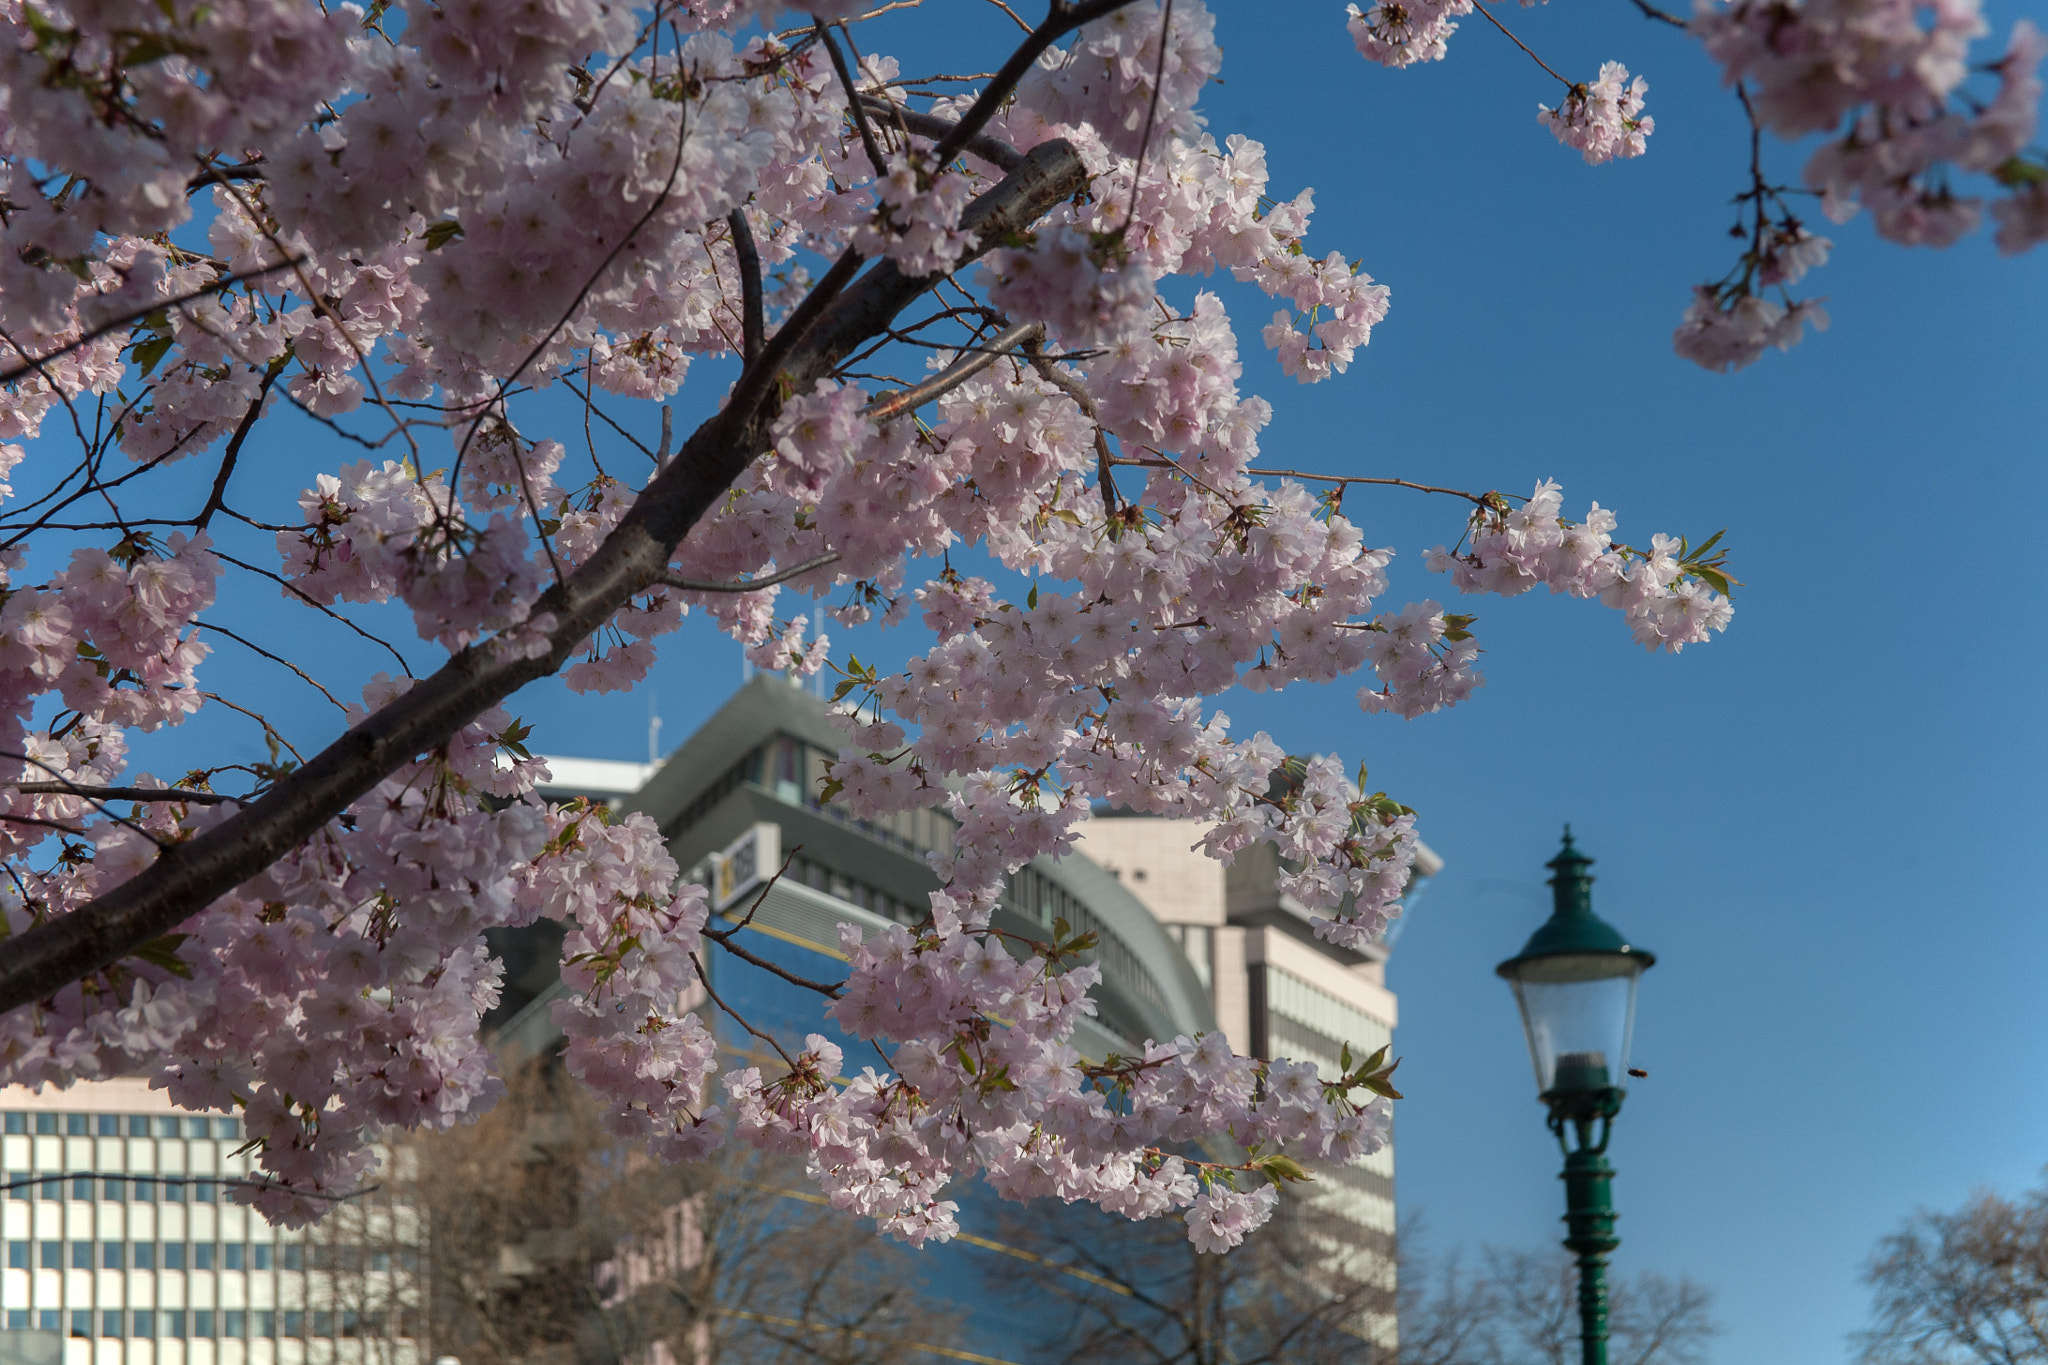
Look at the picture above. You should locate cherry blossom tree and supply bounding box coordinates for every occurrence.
[0,0,2037,1254]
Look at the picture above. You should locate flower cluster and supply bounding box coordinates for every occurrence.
[1539,63,1655,165]
[1345,0,1474,68]
[1677,0,2047,361]
[1427,481,1735,651]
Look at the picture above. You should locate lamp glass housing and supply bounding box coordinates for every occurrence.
[1505,952,1643,1095]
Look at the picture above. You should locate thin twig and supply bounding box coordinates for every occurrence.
[0,259,304,387]
[1026,339,1120,515]
[194,355,289,531]
[0,1172,372,1201]
[197,618,349,711]
[1121,0,1175,233]
[1111,456,1495,507]
[1624,0,1689,27]
[11,783,237,806]
[817,21,892,180]
[689,950,798,1066]
[659,552,843,594]
[857,96,1024,172]
[207,550,417,676]
[1468,1,1575,86]
[865,319,1042,421]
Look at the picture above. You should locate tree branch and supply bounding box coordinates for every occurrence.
[194,354,289,532]
[0,259,303,387]
[816,21,892,181]
[0,137,1089,1016]
[9,784,236,806]
[856,96,1024,173]
[726,209,765,367]
[926,0,1141,165]
[864,319,1042,421]
[659,552,842,594]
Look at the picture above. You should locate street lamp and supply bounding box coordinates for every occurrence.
[1496,828,1655,1365]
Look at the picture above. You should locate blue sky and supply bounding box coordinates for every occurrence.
[93,1,2048,1359]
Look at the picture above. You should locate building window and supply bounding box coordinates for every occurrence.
[95,1116,117,1137]
[155,1118,181,1139]
[39,1312,60,1333]
[131,1311,154,1339]
[35,1115,57,1136]
[101,1178,125,1202]
[6,1311,27,1330]
[102,1241,124,1270]
[313,1311,334,1338]
[127,1116,149,1138]
[184,1119,208,1139]
[193,1244,215,1271]
[163,1243,185,1271]
[39,1241,59,1270]
[252,1244,273,1271]
[283,1311,305,1338]
[193,1180,217,1204]
[65,1116,87,1137]
[163,1312,186,1339]
[223,1311,245,1339]
[282,1244,304,1272]
[4,1241,25,1270]
[213,1118,239,1139]
[223,1244,244,1271]
[254,1311,276,1338]
[161,1178,185,1204]
[4,1169,25,1200]
[193,1311,214,1339]
[101,1312,123,1338]
[1,1114,20,1135]
[70,1177,92,1201]
[71,1243,92,1271]
[69,1310,91,1339]
[133,1242,155,1271]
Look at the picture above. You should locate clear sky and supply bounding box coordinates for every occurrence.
[101,2,2048,1360]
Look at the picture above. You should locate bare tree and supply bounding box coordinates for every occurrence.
[1855,1180,2048,1365]
[986,1188,1391,1365]
[1393,1223,1717,1365]
[386,1059,968,1365]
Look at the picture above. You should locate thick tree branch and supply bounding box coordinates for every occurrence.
[0,138,1089,1016]
[726,209,764,366]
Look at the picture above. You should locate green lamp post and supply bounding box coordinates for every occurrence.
[1495,828,1656,1365]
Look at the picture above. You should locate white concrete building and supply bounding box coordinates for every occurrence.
[1,1081,417,1365]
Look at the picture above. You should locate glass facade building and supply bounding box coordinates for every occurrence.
[0,1082,418,1365]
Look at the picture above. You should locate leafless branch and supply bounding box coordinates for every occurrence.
[659,552,844,594]
[865,319,1042,421]
[817,22,892,180]
[857,96,1025,172]
[10,783,238,806]
[0,258,303,387]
